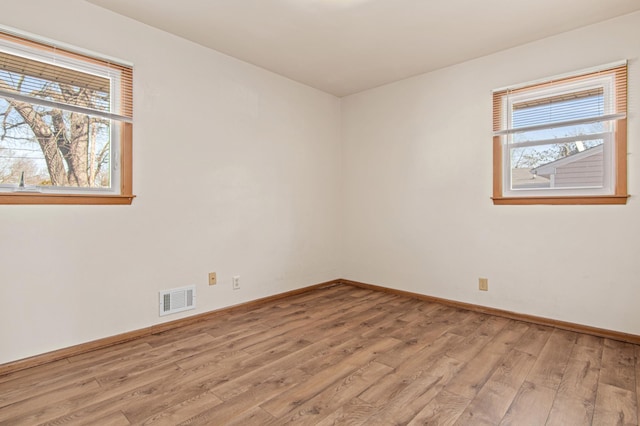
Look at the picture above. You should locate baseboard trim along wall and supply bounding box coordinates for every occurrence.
[2,278,638,376]
[340,279,640,346]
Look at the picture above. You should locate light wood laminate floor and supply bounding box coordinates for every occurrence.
[1,284,639,425]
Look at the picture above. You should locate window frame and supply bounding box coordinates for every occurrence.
[0,27,134,205]
[492,63,628,205]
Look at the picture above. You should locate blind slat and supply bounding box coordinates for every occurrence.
[493,64,626,135]
[493,113,625,136]
[0,31,132,120]
[0,88,133,123]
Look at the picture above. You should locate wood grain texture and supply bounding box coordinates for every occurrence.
[592,383,638,426]
[0,284,638,425]
[500,380,556,426]
[545,335,602,425]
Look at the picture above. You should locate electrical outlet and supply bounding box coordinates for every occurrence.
[232,275,240,290]
[208,272,217,286]
[479,278,488,291]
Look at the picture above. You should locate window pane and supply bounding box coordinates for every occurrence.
[512,121,606,145]
[510,140,604,190]
[0,95,111,189]
[0,55,112,114]
[512,91,604,129]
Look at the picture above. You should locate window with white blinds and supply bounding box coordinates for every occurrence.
[0,27,134,205]
[492,62,628,205]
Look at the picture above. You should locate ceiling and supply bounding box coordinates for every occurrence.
[86,0,640,97]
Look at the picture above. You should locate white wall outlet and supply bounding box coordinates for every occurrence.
[232,275,240,290]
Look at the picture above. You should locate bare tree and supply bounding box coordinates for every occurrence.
[511,124,604,169]
[0,75,110,188]
[0,151,44,184]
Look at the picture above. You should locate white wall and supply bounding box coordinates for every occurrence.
[342,11,640,335]
[0,0,342,364]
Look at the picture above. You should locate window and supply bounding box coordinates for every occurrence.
[492,62,627,205]
[0,27,133,205]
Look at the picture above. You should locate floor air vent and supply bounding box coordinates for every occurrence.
[159,285,196,316]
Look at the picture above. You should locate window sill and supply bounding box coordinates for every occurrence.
[0,193,136,205]
[492,195,629,205]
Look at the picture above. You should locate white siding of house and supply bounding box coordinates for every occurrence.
[553,151,603,187]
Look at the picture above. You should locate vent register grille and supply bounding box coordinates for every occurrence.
[159,285,195,316]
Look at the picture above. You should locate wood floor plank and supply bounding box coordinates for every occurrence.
[546,396,595,426]
[364,354,465,425]
[314,397,376,426]
[40,410,131,426]
[354,311,408,340]
[599,338,636,392]
[122,364,241,423]
[499,380,556,425]
[512,324,553,357]
[445,310,487,338]
[366,375,446,425]
[260,337,401,419]
[149,319,269,350]
[233,309,398,385]
[592,383,638,426]
[374,311,462,369]
[177,338,311,398]
[271,361,392,425]
[173,368,311,425]
[400,300,451,320]
[0,358,71,385]
[209,350,314,401]
[94,333,218,387]
[84,410,131,426]
[224,406,277,426]
[443,320,530,400]
[36,344,250,425]
[392,298,433,321]
[283,335,365,378]
[525,328,577,391]
[407,389,470,426]
[119,371,235,423]
[558,337,603,401]
[0,377,101,424]
[47,409,132,426]
[0,360,105,409]
[545,335,603,426]
[29,365,190,425]
[206,329,370,401]
[0,284,638,425]
[454,348,537,425]
[358,331,460,403]
[139,390,222,425]
[445,315,509,363]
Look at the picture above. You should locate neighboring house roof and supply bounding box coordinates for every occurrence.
[511,168,550,188]
[532,144,603,176]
